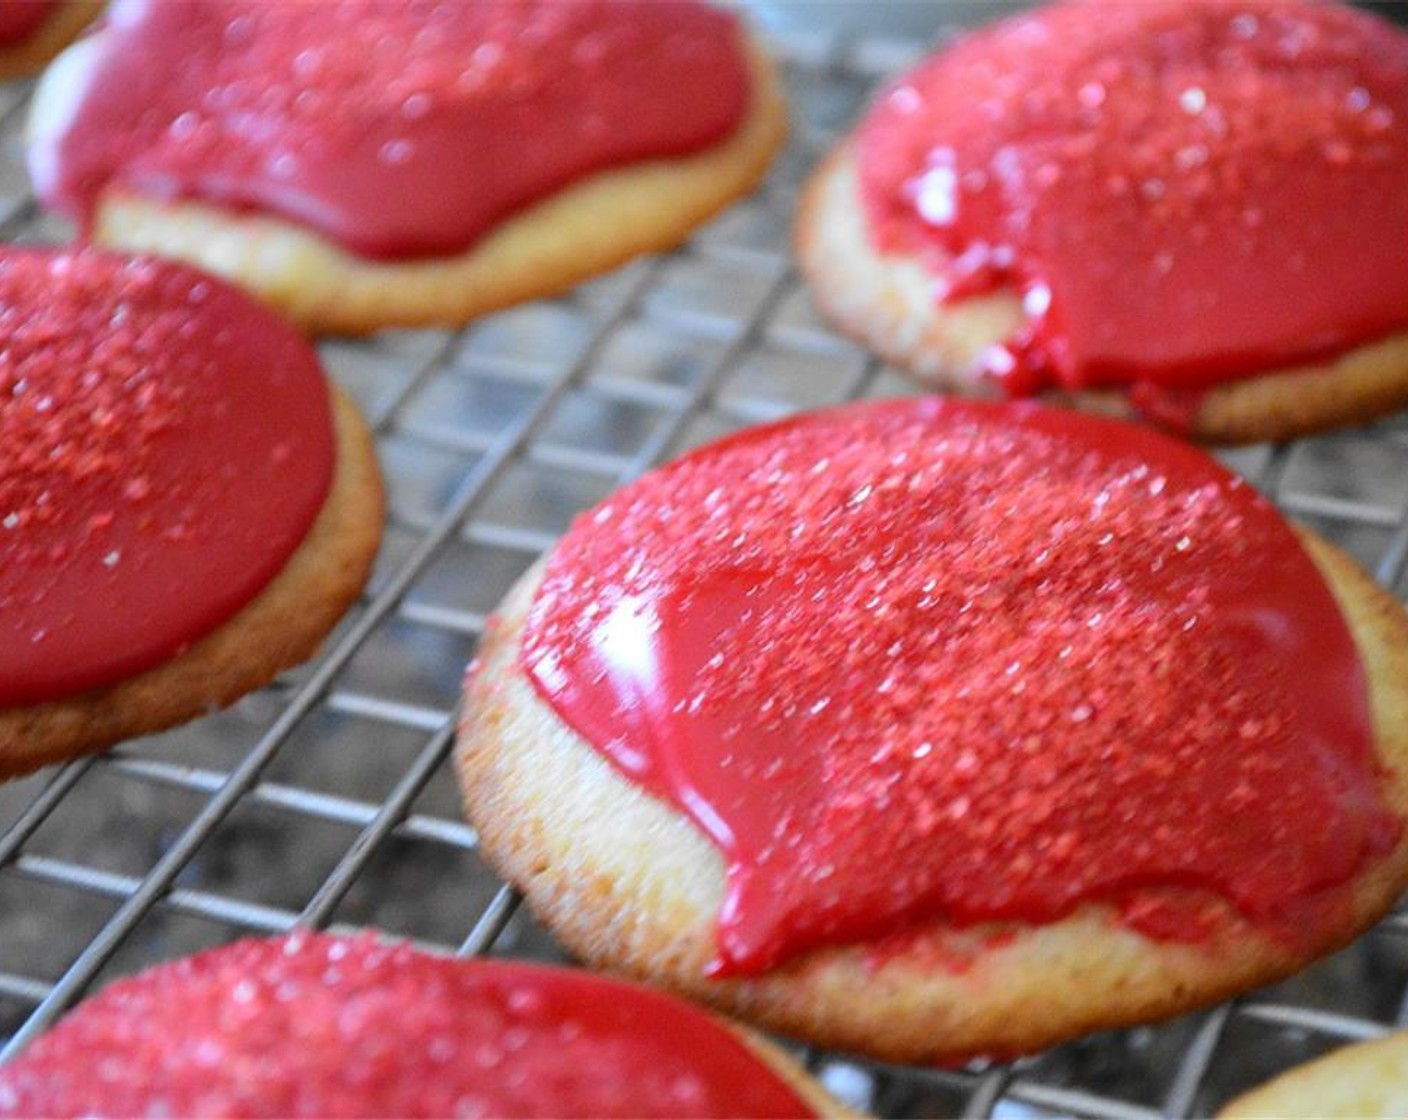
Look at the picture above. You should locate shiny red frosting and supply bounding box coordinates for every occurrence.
[31,0,752,260]
[0,933,815,1118]
[857,0,1408,395]
[0,248,333,707]
[522,398,1398,974]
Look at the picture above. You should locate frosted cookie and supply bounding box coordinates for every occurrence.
[1221,1030,1408,1118]
[0,1,95,82]
[27,0,786,334]
[456,397,1408,1064]
[797,1,1408,444]
[0,247,383,781]
[0,931,846,1118]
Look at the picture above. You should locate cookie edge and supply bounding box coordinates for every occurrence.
[34,29,788,334]
[454,528,1408,1065]
[1219,1028,1408,1118]
[795,149,1408,445]
[0,382,384,780]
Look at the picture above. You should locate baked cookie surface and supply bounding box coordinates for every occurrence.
[1220,1029,1408,1118]
[0,248,383,781]
[456,398,1408,1064]
[0,931,845,1118]
[797,0,1408,444]
[28,0,786,334]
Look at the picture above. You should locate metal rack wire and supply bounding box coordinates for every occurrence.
[4,20,1408,1120]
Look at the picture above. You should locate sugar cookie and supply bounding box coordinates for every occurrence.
[457,398,1408,1063]
[29,0,786,333]
[797,1,1408,443]
[0,247,383,780]
[1221,1030,1408,1118]
[0,932,845,1118]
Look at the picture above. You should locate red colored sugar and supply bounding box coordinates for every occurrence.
[522,398,1396,974]
[0,248,333,706]
[857,0,1408,395]
[0,932,814,1119]
[33,0,750,260]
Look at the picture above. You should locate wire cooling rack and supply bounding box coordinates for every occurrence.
[4,16,1408,1120]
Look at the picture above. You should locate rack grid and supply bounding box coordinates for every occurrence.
[4,19,1408,1120]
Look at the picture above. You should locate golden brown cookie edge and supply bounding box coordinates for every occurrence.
[454,529,1408,1065]
[1219,1027,1408,1118]
[795,150,1408,446]
[49,33,788,335]
[727,1021,861,1118]
[0,384,384,781]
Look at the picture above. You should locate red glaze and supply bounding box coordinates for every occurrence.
[856,1,1408,395]
[33,0,751,260]
[0,932,815,1119]
[522,398,1399,975]
[0,248,333,707]
[0,1,56,45]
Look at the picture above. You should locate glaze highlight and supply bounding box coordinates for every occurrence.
[523,398,1396,973]
[857,0,1408,395]
[33,0,751,260]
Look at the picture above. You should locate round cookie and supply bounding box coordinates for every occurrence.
[1220,1030,1408,1118]
[455,397,1408,1065]
[27,1,787,335]
[0,931,848,1118]
[0,247,383,782]
[796,1,1408,444]
[0,1,95,82]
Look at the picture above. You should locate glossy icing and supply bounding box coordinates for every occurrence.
[0,933,815,1118]
[856,0,1408,394]
[522,398,1397,974]
[32,0,751,260]
[0,248,333,707]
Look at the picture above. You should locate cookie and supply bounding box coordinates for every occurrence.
[0,247,383,781]
[27,0,787,334]
[1220,1030,1408,1118]
[0,931,847,1118]
[796,1,1408,444]
[0,1,95,82]
[456,397,1408,1064]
